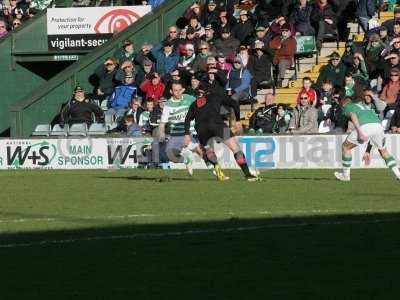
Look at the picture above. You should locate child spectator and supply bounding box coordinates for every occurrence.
[296,77,318,106]
[273,104,291,133]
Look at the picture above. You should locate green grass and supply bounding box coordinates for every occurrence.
[1,169,400,299]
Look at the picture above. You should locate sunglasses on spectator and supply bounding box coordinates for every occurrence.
[390,73,399,77]
[105,63,114,66]
[13,22,21,25]
[169,31,177,33]
[200,47,208,50]
[300,97,308,100]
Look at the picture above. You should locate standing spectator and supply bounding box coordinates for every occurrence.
[249,93,277,134]
[356,0,377,33]
[290,0,315,36]
[288,92,318,134]
[0,19,8,39]
[202,0,219,28]
[214,26,240,59]
[113,39,136,65]
[61,86,104,126]
[248,40,272,96]
[269,24,296,88]
[231,9,254,45]
[316,51,346,89]
[226,56,252,104]
[311,0,337,51]
[150,40,179,78]
[93,57,120,100]
[296,77,317,106]
[139,72,165,105]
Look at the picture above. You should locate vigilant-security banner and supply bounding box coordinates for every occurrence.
[47,6,151,51]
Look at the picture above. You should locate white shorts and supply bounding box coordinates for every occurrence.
[346,123,386,150]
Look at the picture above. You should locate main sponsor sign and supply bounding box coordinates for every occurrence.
[0,135,399,170]
[47,6,151,51]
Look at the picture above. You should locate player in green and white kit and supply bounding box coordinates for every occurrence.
[158,81,201,175]
[334,97,400,181]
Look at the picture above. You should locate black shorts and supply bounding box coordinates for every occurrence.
[196,122,234,146]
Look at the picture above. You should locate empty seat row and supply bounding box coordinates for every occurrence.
[31,123,112,137]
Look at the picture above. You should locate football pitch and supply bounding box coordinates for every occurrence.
[1,169,400,299]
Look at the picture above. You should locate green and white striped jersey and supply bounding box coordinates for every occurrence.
[161,94,196,136]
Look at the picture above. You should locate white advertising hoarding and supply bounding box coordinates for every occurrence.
[47,6,151,51]
[0,135,399,170]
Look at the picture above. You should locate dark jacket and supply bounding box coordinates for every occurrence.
[311,3,336,24]
[93,65,119,96]
[231,19,255,45]
[248,51,272,82]
[214,36,240,60]
[249,104,277,133]
[290,4,315,36]
[390,102,400,128]
[356,0,377,18]
[61,99,104,126]
[316,63,346,89]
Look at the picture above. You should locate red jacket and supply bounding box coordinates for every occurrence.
[269,36,297,65]
[140,80,165,103]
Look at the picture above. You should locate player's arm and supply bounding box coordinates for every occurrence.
[221,95,242,133]
[362,142,373,166]
[348,112,368,142]
[159,106,170,142]
[183,103,195,146]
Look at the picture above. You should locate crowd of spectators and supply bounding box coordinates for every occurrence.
[26,0,400,138]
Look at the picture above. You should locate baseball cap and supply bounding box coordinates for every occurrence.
[256,26,266,32]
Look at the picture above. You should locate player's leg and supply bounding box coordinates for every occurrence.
[335,132,358,182]
[223,136,260,181]
[370,124,400,180]
[198,135,229,181]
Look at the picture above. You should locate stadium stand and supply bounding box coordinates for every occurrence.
[2,0,400,141]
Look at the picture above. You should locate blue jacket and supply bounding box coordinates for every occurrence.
[109,84,137,109]
[151,43,179,77]
[226,68,252,94]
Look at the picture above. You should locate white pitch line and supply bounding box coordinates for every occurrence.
[0,209,398,225]
[0,218,399,249]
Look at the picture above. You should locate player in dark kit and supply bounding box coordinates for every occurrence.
[183,85,260,181]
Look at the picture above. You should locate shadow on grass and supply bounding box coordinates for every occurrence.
[1,213,400,299]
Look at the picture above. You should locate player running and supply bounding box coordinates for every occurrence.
[158,81,201,175]
[183,84,260,182]
[334,97,400,182]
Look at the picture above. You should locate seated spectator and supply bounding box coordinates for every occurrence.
[184,26,202,50]
[115,60,134,83]
[356,0,377,33]
[134,42,155,68]
[106,74,137,123]
[125,98,144,124]
[11,18,21,30]
[214,27,240,60]
[381,7,400,35]
[365,34,385,79]
[139,72,165,105]
[328,91,347,132]
[363,88,386,119]
[248,40,272,96]
[150,40,179,78]
[216,10,232,38]
[93,57,120,100]
[192,41,210,73]
[249,26,272,54]
[311,0,337,51]
[178,43,196,70]
[379,26,390,48]
[206,66,227,96]
[389,102,400,133]
[317,79,334,105]
[216,52,232,74]
[186,16,205,38]
[269,24,296,88]
[341,40,356,71]
[349,53,369,85]
[380,67,400,111]
[269,15,295,38]
[288,92,318,134]
[296,77,317,106]
[316,51,346,89]
[139,100,156,132]
[113,39,136,65]
[237,45,251,68]
[186,73,202,97]
[0,19,8,39]
[162,26,184,53]
[135,58,154,88]
[61,86,104,126]
[290,0,315,36]
[232,10,254,45]
[183,2,202,24]
[124,115,143,137]
[249,93,277,134]
[382,52,400,82]
[226,56,252,104]
[202,24,216,52]
[390,21,400,40]
[273,104,292,134]
[341,73,363,99]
